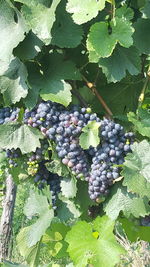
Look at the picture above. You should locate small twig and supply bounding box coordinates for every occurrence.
[94,68,100,84]
[82,75,113,117]
[71,81,88,108]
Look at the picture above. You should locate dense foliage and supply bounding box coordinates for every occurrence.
[0,0,150,266]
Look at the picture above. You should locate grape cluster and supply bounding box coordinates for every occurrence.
[88,118,134,201]
[34,163,61,210]
[24,101,64,134]
[46,107,97,180]
[0,107,19,124]
[5,148,21,167]
[24,102,101,180]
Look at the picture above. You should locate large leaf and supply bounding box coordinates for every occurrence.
[22,189,54,247]
[0,123,43,154]
[122,141,150,196]
[128,109,150,138]
[0,0,27,68]
[87,18,134,58]
[40,53,81,106]
[0,57,28,105]
[104,184,150,220]
[79,120,100,149]
[133,18,150,54]
[95,77,142,115]
[66,216,125,267]
[51,1,83,48]
[14,31,44,60]
[21,0,61,44]
[17,228,41,267]
[66,0,105,25]
[98,46,141,83]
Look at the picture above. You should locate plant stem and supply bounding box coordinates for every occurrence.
[138,70,150,108]
[82,75,113,117]
[72,81,88,107]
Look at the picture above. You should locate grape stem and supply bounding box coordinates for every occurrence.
[82,75,113,117]
[71,81,88,108]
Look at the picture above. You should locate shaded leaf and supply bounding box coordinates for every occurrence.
[40,53,81,106]
[52,1,83,48]
[119,217,150,242]
[133,18,150,54]
[14,31,44,60]
[99,46,141,83]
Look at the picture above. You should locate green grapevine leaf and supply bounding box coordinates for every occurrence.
[79,120,101,149]
[66,0,105,25]
[119,217,150,242]
[23,62,44,109]
[0,0,27,68]
[17,227,41,267]
[0,123,43,154]
[87,18,134,58]
[65,216,125,267]
[75,180,95,220]
[133,18,150,54]
[104,184,150,220]
[0,57,28,105]
[42,222,70,258]
[60,177,77,199]
[122,141,150,196]
[21,0,61,44]
[51,1,83,48]
[128,109,150,138]
[116,5,134,21]
[96,77,142,115]
[57,197,81,223]
[14,31,44,60]
[99,46,141,83]
[40,53,81,106]
[22,189,54,247]
[41,80,72,107]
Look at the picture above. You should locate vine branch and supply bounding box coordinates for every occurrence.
[138,68,150,108]
[71,81,88,108]
[82,75,113,117]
